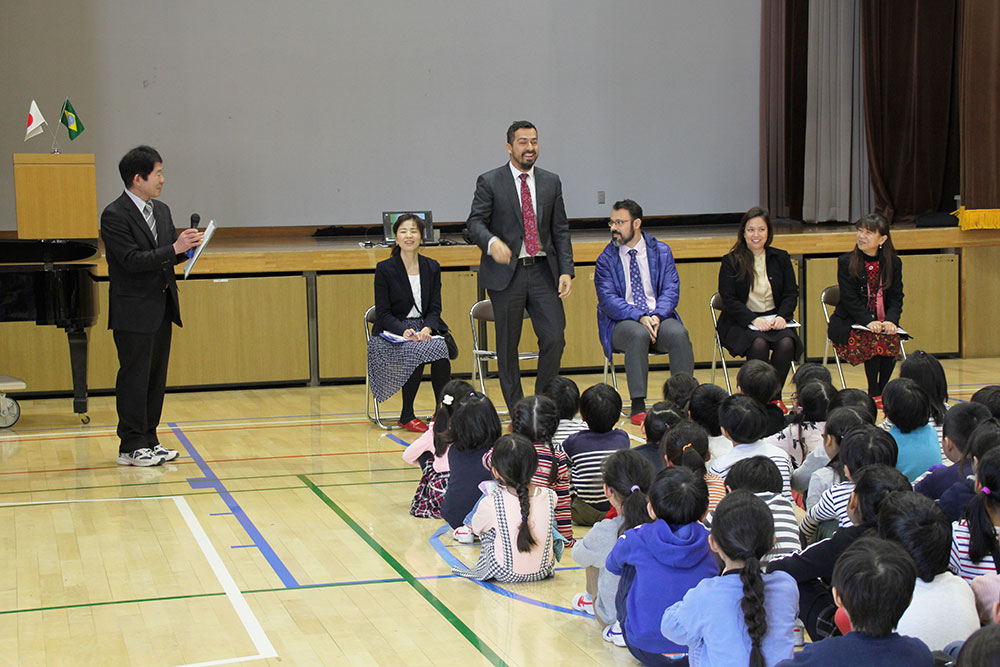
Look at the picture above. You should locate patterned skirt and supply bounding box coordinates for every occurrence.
[452,489,556,583]
[409,459,449,519]
[367,317,449,403]
[833,329,901,366]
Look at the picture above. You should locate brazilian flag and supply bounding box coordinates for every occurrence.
[60,99,85,140]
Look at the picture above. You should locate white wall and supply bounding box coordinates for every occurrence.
[0,0,761,231]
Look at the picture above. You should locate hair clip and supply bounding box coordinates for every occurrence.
[442,394,453,405]
[682,443,694,451]
[630,485,640,493]
[983,486,992,496]
[521,515,529,522]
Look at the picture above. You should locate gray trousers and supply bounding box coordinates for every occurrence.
[488,259,566,412]
[610,318,694,400]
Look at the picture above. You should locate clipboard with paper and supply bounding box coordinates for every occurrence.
[183,220,216,279]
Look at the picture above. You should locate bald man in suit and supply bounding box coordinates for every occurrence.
[466,121,574,411]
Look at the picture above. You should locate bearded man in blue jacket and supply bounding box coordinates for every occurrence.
[595,199,694,424]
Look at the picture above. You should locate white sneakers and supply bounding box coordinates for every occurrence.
[116,447,164,467]
[117,444,179,466]
[572,592,595,615]
[603,621,626,647]
[452,525,475,544]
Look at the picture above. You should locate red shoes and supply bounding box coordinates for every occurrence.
[629,412,646,426]
[398,418,429,433]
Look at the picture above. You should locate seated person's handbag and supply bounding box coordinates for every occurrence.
[436,329,459,360]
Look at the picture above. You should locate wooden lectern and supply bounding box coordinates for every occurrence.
[13,153,98,239]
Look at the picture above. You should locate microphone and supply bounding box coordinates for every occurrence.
[190,213,201,229]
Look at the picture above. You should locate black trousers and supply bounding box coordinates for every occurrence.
[488,258,565,412]
[112,298,173,454]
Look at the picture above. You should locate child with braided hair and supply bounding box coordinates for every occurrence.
[571,449,655,644]
[453,433,556,582]
[662,490,798,666]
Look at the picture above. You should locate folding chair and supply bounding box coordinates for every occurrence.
[709,292,733,394]
[821,285,907,391]
[711,292,797,395]
[469,299,538,396]
[602,347,671,394]
[363,305,396,430]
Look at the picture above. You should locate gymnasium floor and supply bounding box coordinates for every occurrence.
[1,359,993,666]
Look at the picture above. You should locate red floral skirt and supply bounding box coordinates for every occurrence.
[833,329,901,366]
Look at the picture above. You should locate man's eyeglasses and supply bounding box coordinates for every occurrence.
[608,218,632,228]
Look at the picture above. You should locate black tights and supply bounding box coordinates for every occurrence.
[746,336,797,388]
[864,355,896,397]
[399,358,451,423]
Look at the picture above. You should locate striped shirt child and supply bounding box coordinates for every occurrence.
[800,481,854,543]
[950,519,1000,582]
[562,429,630,511]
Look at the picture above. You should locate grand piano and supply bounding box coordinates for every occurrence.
[0,238,99,423]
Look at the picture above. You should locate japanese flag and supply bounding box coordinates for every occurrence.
[25,100,46,141]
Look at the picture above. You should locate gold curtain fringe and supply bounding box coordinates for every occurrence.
[954,206,1000,230]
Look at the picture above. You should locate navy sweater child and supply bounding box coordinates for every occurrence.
[440,447,492,529]
[606,519,717,656]
[776,631,933,666]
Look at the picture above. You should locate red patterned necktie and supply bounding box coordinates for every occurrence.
[519,173,539,257]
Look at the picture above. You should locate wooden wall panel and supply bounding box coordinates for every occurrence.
[318,270,480,381]
[961,246,1000,357]
[805,254,958,359]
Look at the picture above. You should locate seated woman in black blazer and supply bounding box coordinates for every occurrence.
[716,207,802,388]
[828,213,903,398]
[368,215,452,432]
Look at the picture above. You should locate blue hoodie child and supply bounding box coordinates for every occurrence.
[606,518,718,656]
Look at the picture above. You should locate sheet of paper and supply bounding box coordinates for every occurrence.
[184,219,216,279]
[379,331,444,343]
[851,323,909,336]
[748,315,801,331]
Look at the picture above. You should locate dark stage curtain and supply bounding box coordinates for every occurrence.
[760,0,808,219]
[959,0,1000,211]
[861,0,960,224]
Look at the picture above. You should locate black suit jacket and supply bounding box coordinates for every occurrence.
[465,163,574,290]
[101,192,187,334]
[717,247,798,328]
[372,254,447,335]
[827,251,903,344]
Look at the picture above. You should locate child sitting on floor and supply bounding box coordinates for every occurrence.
[402,379,473,518]
[777,536,934,666]
[800,423,898,544]
[510,395,574,545]
[663,372,699,411]
[723,456,801,562]
[606,467,718,664]
[793,406,866,498]
[773,379,835,468]
[571,449,655,644]
[440,393,502,543]
[914,401,991,500]
[882,378,941,483]
[635,401,686,474]
[562,383,631,526]
[543,375,589,451]
[688,383,731,463]
[453,433,557,583]
[709,394,794,502]
[662,490,799,666]
[661,420,726,513]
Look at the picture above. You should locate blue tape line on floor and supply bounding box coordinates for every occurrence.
[169,422,300,588]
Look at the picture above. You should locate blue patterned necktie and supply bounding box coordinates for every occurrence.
[628,248,646,314]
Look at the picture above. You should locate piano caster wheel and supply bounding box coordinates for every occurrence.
[0,397,20,428]
[79,414,90,425]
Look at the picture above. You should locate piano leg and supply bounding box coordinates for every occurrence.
[66,327,91,423]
